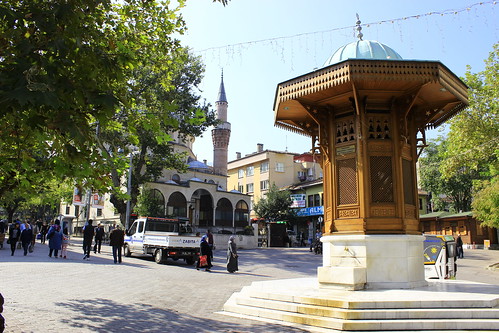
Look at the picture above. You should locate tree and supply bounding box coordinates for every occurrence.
[443,43,499,176]
[419,43,498,224]
[253,184,294,222]
[443,43,499,226]
[135,187,166,218]
[472,177,499,228]
[0,0,226,224]
[98,47,217,226]
[0,0,192,201]
[419,139,479,213]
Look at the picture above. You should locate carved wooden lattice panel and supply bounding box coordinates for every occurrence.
[402,159,415,205]
[367,116,391,140]
[337,158,357,205]
[336,119,356,144]
[370,156,394,203]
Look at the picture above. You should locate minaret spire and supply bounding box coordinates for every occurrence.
[212,70,231,180]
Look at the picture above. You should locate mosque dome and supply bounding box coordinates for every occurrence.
[323,40,403,67]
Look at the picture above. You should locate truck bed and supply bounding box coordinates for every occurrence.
[143,232,200,248]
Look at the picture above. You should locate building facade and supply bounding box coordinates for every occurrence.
[420,211,498,248]
[227,147,322,218]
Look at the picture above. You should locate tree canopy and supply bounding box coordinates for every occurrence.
[253,184,294,222]
[419,43,498,227]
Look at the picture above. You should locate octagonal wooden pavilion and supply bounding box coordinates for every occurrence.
[274,39,468,289]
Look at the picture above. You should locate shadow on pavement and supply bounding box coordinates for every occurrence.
[55,298,308,333]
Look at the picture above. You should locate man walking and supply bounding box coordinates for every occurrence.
[109,226,125,264]
[20,221,33,256]
[82,219,95,260]
[93,224,105,254]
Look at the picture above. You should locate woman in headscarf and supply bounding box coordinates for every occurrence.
[227,235,238,273]
[196,235,213,271]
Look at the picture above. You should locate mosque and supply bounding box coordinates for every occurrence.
[61,73,253,241]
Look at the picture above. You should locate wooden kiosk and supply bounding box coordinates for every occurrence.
[274,34,468,289]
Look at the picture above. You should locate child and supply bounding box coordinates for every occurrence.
[61,227,70,259]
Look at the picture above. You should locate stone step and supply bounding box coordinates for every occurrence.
[236,294,499,320]
[247,288,499,310]
[224,294,499,331]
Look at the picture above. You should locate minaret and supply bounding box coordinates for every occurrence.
[212,71,231,177]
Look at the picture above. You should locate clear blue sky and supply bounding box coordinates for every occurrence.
[178,0,498,165]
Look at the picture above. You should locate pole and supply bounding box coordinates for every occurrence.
[125,153,134,231]
[85,190,91,223]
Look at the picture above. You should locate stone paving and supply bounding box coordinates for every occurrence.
[0,239,498,333]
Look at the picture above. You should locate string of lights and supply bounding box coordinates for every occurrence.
[192,1,497,66]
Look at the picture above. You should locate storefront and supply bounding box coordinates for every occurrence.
[294,206,324,246]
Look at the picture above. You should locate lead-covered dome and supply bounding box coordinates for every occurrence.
[323,40,403,67]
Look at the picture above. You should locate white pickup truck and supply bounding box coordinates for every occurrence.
[124,217,200,265]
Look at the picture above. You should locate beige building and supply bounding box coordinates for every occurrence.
[227,144,322,217]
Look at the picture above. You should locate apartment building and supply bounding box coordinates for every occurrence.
[227,143,322,218]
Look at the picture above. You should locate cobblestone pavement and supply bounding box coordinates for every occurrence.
[0,239,497,333]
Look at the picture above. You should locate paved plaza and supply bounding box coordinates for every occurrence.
[1,239,498,333]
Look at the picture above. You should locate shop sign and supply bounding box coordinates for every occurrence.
[290,194,306,208]
[295,206,324,217]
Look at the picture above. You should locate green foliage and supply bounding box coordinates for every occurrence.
[472,175,499,228]
[135,187,166,218]
[419,138,480,213]
[253,184,295,222]
[442,43,499,178]
[0,0,218,225]
[420,43,498,222]
[103,47,217,224]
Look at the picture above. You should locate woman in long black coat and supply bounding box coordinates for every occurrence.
[196,235,213,271]
[227,235,238,273]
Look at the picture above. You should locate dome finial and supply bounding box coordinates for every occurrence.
[355,13,363,41]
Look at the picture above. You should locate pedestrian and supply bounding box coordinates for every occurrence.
[40,222,49,244]
[8,222,21,256]
[48,225,63,258]
[93,223,105,254]
[196,235,213,272]
[227,235,238,273]
[456,233,464,259]
[109,225,125,264]
[20,221,33,256]
[0,219,6,249]
[60,227,70,259]
[206,229,214,259]
[29,220,38,252]
[300,231,306,247]
[313,228,322,255]
[82,219,94,260]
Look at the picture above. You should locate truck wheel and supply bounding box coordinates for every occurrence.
[124,245,131,257]
[154,249,166,264]
[185,257,195,265]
